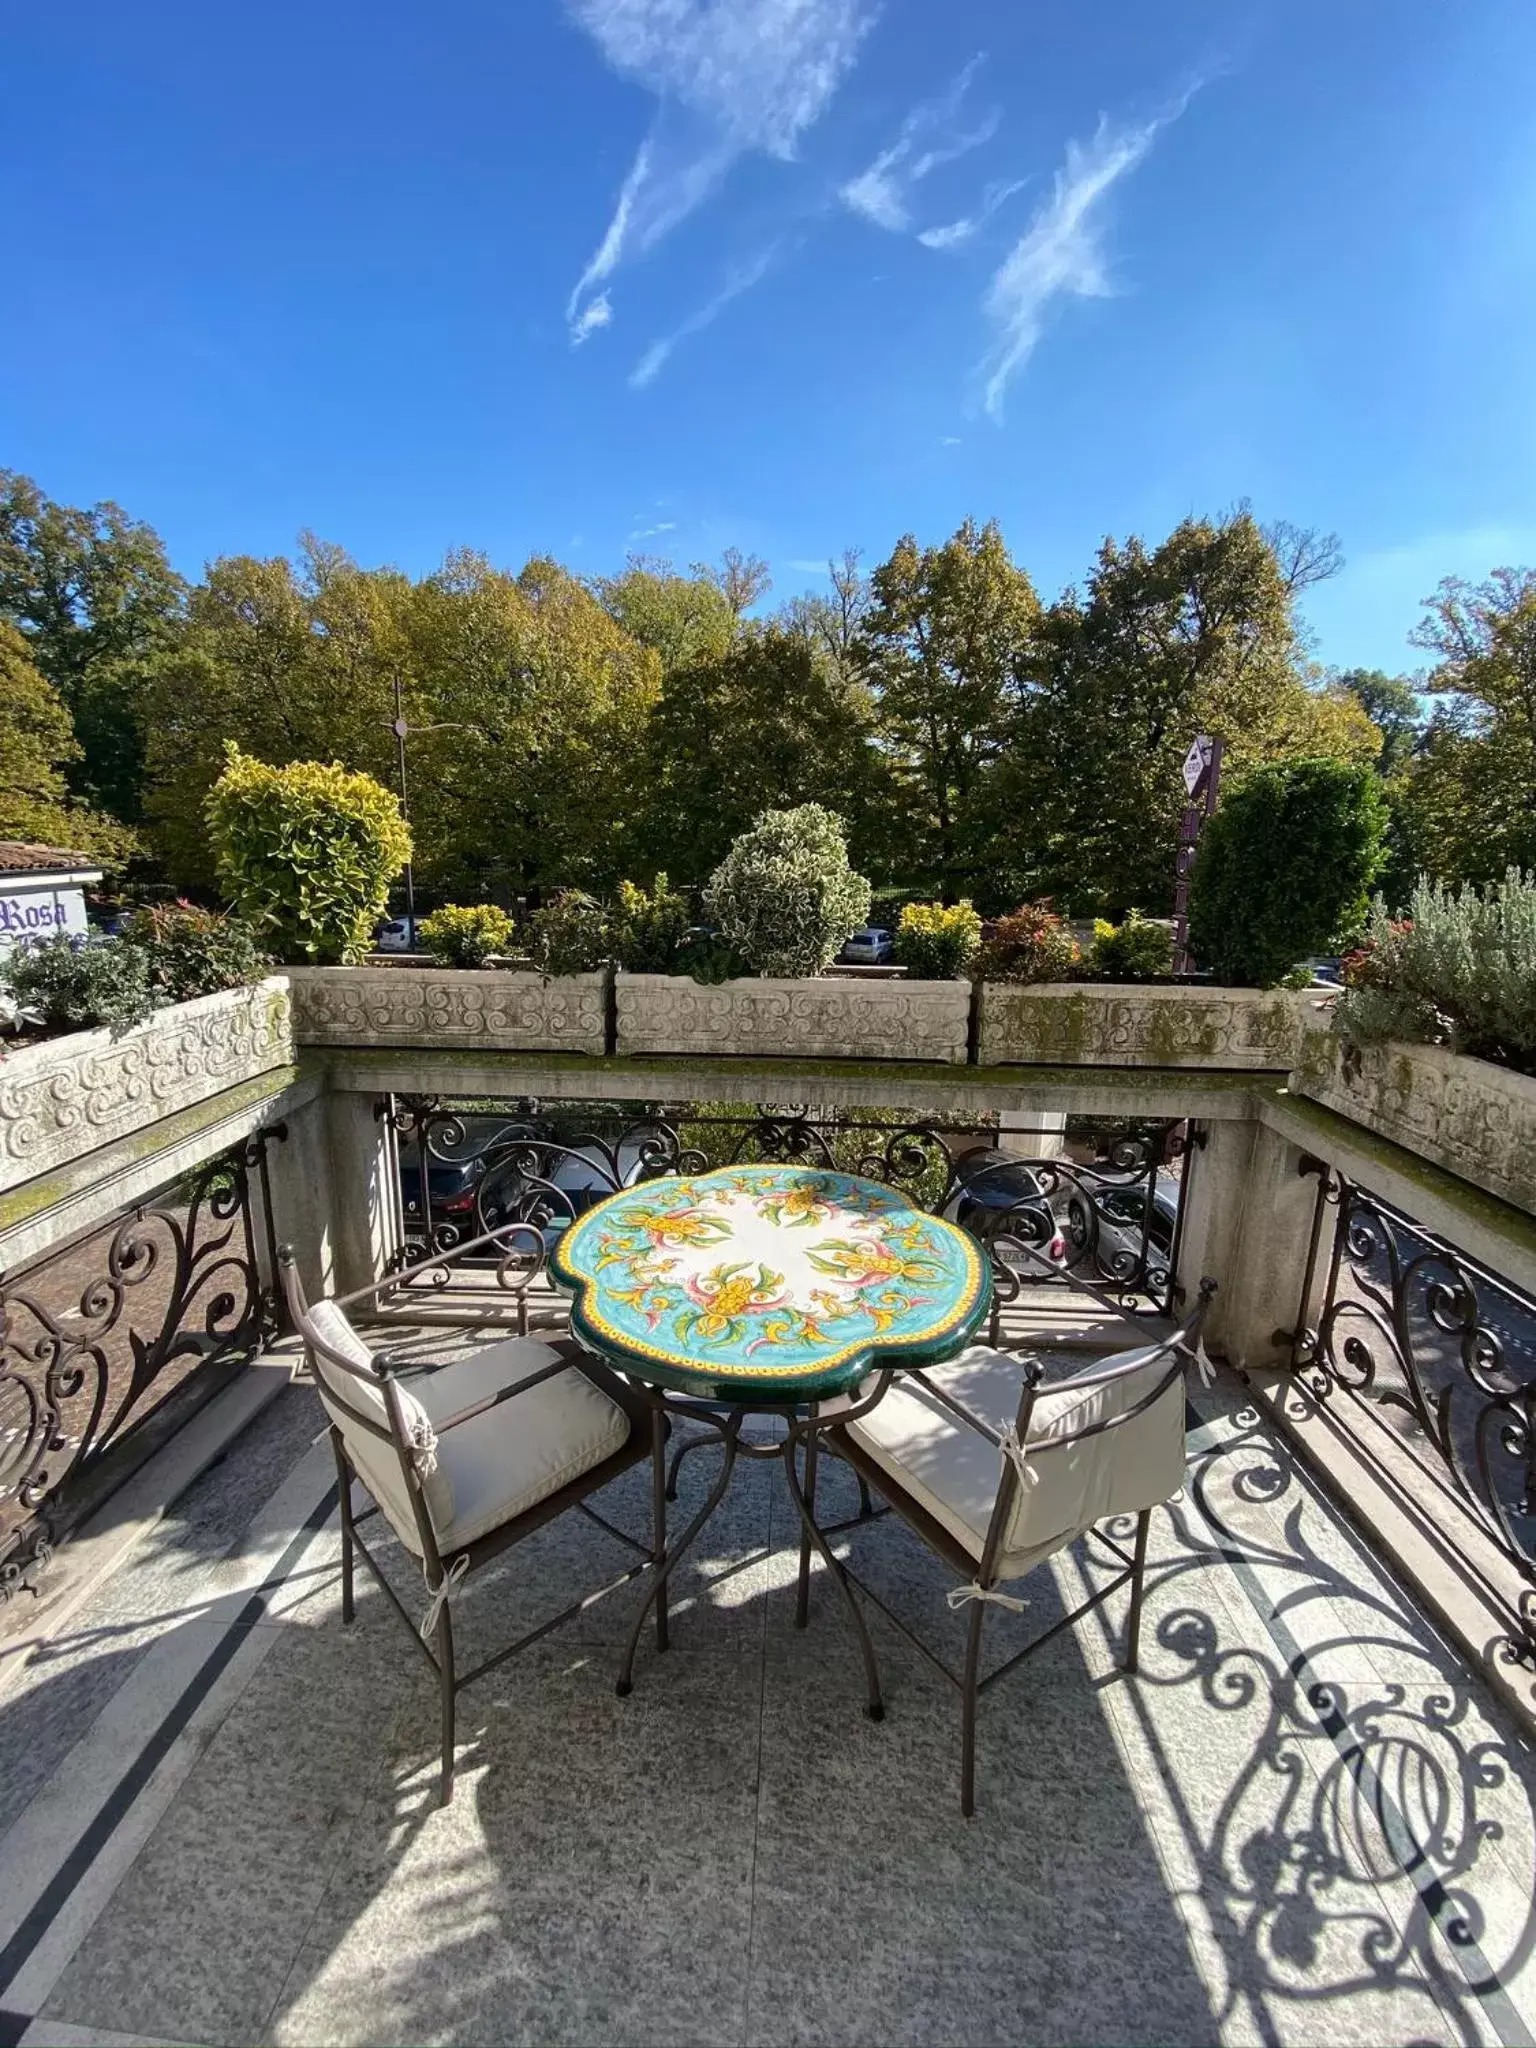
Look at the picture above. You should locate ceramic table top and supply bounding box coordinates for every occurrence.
[551,1163,991,1400]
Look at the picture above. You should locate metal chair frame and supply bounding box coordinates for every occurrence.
[799,1280,1216,1814]
[279,1226,666,1805]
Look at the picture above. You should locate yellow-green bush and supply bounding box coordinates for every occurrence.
[894,901,982,980]
[205,744,411,964]
[418,903,516,968]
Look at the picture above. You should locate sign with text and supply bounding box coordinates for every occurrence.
[0,882,89,951]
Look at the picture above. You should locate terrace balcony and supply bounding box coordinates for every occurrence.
[2,965,1534,2047]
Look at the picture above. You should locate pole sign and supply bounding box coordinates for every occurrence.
[1171,734,1222,975]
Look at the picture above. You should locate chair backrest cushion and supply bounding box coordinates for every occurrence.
[304,1299,451,1546]
[1003,1341,1186,1571]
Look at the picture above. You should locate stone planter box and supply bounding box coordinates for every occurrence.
[0,977,294,1195]
[615,973,972,1064]
[1294,1033,1536,1217]
[977,982,1319,1069]
[287,966,606,1056]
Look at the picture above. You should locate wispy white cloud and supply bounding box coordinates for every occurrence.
[785,557,833,576]
[917,176,1025,251]
[565,0,873,340]
[629,245,782,388]
[939,434,962,446]
[570,292,614,344]
[627,518,678,541]
[979,95,1196,417]
[840,57,996,237]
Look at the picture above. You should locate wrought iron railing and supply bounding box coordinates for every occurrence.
[378,1095,1192,1322]
[1289,1162,1536,1664]
[0,1127,285,1601]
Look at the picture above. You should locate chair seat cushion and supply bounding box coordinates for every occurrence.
[842,1340,1187,1580]
[404,1336,633,1554]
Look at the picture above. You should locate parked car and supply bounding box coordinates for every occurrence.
[840,927,895,965]
[1070,1173,1180,1280]
[375,917,420,953]
[944,1146,1067,1266]
[398,1156,484,1247]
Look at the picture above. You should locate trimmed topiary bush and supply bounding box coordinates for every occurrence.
[613,874,690,973]
[1,934,155,1034]
[418,903,516,969]
[1188,758,1388,987]
[525,890,610,976]
[894,901,983,980]
[1091,910,1173,981]
[205,744,411,965]
[978,902,1080,984]
[1335,868,1536,1074]
[704,805,871,978]
[125,901,269,1003]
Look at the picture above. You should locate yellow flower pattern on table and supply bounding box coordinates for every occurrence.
[553,1164,989,1393]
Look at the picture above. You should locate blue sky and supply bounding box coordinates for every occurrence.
[3,0,1534,677]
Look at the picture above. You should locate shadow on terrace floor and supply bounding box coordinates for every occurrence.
[0,1370,1533,2047]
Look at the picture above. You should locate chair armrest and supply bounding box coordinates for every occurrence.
[332,1220,546,1314]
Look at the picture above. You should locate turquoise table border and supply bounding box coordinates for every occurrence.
[550,1163,992,1402]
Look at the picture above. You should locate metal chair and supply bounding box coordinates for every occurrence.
[278,1226,665,1804]
[802,1281,1216,1815]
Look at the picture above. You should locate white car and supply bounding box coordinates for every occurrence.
[374,917,420,953]
[841,926,895,965]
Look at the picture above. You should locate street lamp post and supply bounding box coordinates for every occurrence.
[383,675,481,944]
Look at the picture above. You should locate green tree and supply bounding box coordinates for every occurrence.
[1188,757,1389,985]
[144,542,658,902]
[1336,667,1425,777]
[998,510,1370,916]
[593,555,740,672]
[1393,569,1536,886]
[633,627,885,883]
[0,471,186,823]
[856,519,1041,900]
[0,620,133,859]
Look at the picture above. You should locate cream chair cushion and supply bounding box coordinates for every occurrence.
[304,1306,630,1557]
[843,1341,1187,1580]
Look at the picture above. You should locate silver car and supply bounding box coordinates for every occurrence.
[841,926,895,965]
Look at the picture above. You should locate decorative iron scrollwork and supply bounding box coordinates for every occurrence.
[1292,1170,1536,1662]
[380,1096,1185,1320]
[0,1127,284,1601]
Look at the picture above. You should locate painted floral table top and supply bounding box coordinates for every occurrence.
[552,1164,990,1401]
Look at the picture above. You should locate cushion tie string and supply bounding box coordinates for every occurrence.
[1192,1341,1215,1389]
[947,1582,1029,1613]
[420,1554,469,1642]
[998,1425,1039,1487]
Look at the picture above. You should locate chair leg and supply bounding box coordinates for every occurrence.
[960,1599,987,1819]
[795,1429,819,1629]
[330,1428,355,1625]
[1124,1508,1152,1676]
[437,1603,456,1806]
[651,1406,669,1654]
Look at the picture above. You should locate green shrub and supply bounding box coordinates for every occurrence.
[894,901,983,980]
[1091,910,1173,981]
[613,874,690,973]
[205,743,411,965]
[978,902,1080,983]
[526,890,610,976]
[1188,758,1388,987]
[703,804,871,977]
[125,901,269,1003]
[418,903,516,969]
[674,931,749,984]
[1334,869,1536,1073]
[2,934,155,1034]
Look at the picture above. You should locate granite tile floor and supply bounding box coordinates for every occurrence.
[2,1342,1535,2048]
